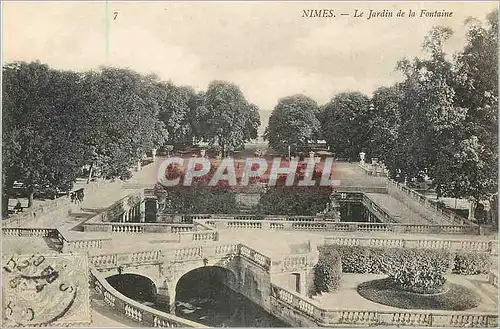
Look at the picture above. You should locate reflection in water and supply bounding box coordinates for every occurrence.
[175,280,289,327]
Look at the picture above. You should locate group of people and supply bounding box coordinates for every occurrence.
[70,189,85,204]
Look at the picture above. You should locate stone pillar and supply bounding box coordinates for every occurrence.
[152,148,157,162]
[137,160,142,172]
[140,201,146,222]
[122,212,126,223]
[169,292,176,314]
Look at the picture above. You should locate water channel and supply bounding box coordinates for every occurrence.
[107,272,290,327]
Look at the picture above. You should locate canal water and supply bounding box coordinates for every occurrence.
[107,273,289,327]
[175,278,289,327]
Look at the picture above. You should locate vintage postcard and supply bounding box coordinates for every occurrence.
[1,1,498,328]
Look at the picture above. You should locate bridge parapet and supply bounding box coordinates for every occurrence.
[89,265,205,327]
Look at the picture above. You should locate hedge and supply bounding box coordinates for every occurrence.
[313,246,342,295]
[332,245,492,276]
[323,245,454,294]
[452,252,492,275]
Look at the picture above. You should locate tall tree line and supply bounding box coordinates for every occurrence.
[2,63,260,213]
[264,10,498,223]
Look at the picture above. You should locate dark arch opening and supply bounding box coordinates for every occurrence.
[106,273,158,306]
[175,266,289,327]
[176,266,236,303]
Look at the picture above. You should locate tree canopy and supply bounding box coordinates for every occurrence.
[2,62,260,213]
[264,94,320,154]
[320,92,372,161]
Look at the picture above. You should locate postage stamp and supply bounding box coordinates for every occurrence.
[2,253,91,327]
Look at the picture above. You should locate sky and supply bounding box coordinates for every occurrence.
[2,1,498,135]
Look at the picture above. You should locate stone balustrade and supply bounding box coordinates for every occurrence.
[63,238,110,250]
[238,244,271,271]
[271,254,314,273]
[199,218,480,235]
[387,179,473,226]
[2,227,61,238]
[3,196,73,228]
[182,213,340,222]
[90,266,205,327]
[361,194,399,223]
[90,250,161,269]
[83,222,196,234]
[270,283,498,327]
[324,236,496,253]
[192,231,219,242]
[90,254,118,268]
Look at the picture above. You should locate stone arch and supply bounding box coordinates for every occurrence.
[172,265,238,313]
[105,273,159,305]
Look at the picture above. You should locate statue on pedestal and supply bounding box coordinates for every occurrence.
[317,191,341,221]
[154,183,172,213]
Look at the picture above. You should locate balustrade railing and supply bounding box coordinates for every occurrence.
[90,266,205,327]
[3,196,73,227]
[90,250,161,269]
[387,179,474,226]
[238,244,271,270]
[270,283,498,327]
[324,236,496,253]
[2,227,60,238]
[199,218,480,235]
[362,194,398,223]
[64,238,110,250]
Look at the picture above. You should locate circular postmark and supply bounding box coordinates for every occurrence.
[3,253,90,326]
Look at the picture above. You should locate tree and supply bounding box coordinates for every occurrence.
[320,92,371,161]
[79,67,167,180]
[2,62,88,207]
[439,11,498,222]
[203,81,260,156]
[375,26,470,188]
[157,83,198,149]
[369,85,404,170]
[264,94,320,154]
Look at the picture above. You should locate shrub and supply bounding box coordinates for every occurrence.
[382,248,453,294]
[321,245,454,294]
[257,186,331,215]
[336,245,371,273]
[453,252,492,275]
[313,246,342,294]
[335,245,388,274]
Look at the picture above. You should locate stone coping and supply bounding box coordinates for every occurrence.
[90,265,206,328]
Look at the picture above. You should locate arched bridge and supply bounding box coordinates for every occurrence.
[89,243,316,315]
